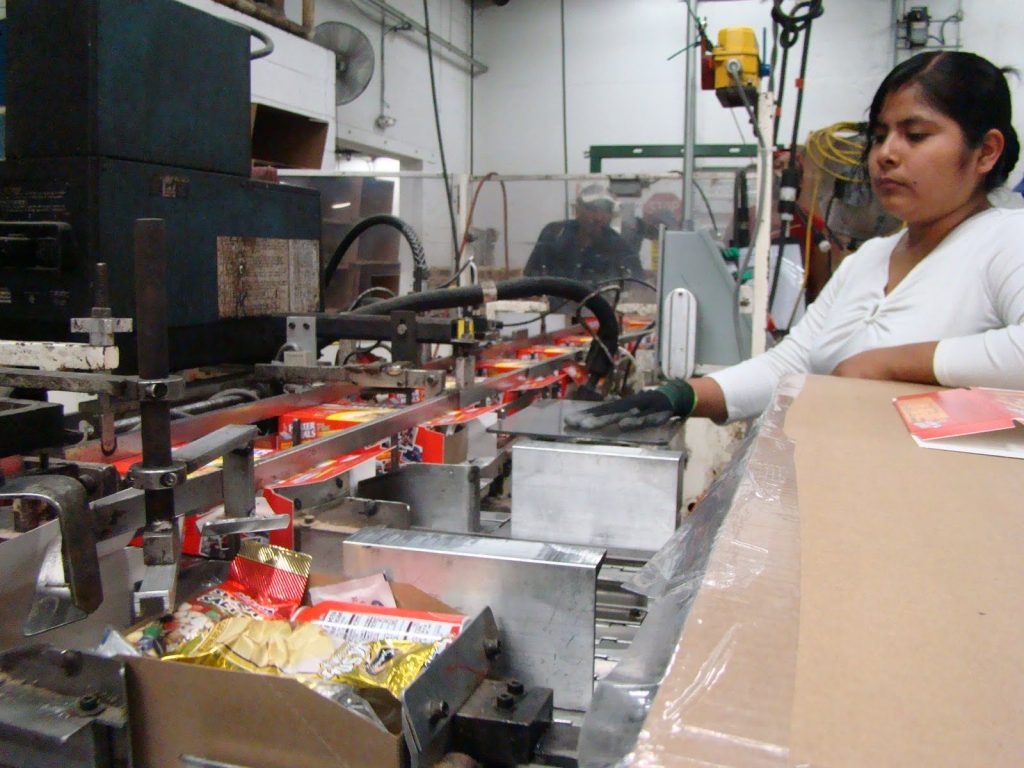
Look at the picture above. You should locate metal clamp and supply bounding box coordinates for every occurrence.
[0,475,102,636]
[126,376,186,401]
[127,460,188,490]
[69,316,133,347]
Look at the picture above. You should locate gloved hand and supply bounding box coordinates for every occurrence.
[564,380,697,431]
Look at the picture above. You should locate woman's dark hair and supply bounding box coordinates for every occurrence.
[867,51,1020,190]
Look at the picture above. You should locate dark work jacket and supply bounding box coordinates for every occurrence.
[523,220,643,285]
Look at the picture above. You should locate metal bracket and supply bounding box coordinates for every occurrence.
[402,607,500,768]
[390,310,422,365]
[69,316,133,346]
[0,475,101,636]
[127,460,188,490]
[0,646,132,766]
[125,375,187,401]
[283,315,318,367]
[357,463,481,533]
[254,361,445,398]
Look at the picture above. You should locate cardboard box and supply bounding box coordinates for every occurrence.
[127,577,457,768]
[634,375,1024,766]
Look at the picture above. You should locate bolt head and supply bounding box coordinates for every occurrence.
[428,699,450,725]
[496,692,515,710]
[60,650,83,676]
[76,694,101,714]
[506,679,524,695]
[160,472,178,487]
[483,637,502,659]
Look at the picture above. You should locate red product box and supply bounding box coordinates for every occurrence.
[276,404,397,449]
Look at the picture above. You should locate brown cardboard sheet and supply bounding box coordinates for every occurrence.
[634,374,1024,767]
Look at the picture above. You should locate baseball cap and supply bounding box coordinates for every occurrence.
[576,184,617,214]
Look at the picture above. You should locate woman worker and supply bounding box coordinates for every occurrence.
[568,50,1024,431]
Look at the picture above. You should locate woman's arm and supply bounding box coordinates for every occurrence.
[688,376,729,422]
[831,341,940,383]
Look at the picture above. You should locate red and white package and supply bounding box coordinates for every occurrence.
[292,601,465,645]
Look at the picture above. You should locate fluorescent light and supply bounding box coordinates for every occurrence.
[331,202,352,210]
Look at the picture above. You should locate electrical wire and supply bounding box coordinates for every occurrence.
[455,172,512,280]
[730,106,750,145]
[342,342,391,365]
[439,256,477,289]
[694,180,720,236]
[496,279,647,329]
[244,24,275,60]
[347,285,397,311]
[804,122,871,183]
[770,0,824,146]
[422,0,462,272]
[669,171,719,235]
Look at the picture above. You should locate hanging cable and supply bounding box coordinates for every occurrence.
[769,0,824,319]
[323,214,429,292]
[422,0,461,275]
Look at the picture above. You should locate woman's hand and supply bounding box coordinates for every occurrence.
[832,342,939,384]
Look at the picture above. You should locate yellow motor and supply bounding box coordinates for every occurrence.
[712,27,760,108]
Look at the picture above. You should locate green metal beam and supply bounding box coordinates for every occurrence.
[587,143,762,173]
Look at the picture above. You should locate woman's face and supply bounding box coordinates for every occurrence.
[868,83,992,226]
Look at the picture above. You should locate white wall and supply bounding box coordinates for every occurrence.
[470,0,1024,271]
[961,0,1024,191]
[309,0,475,271]
[473,0,895,174]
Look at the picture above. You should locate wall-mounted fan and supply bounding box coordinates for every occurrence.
[313,22,375,105]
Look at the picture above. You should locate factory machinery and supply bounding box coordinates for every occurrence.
[0,2,706,766]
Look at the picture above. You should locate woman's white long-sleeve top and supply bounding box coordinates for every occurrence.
[709,207,1024,421]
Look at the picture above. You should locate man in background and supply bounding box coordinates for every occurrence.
[524,184,643,285]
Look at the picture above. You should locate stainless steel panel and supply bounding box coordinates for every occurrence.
[491,399,679,447]
[358,463,480,533]
[511,439,682,553]
[343,528,605,711]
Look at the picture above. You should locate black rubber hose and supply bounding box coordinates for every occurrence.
[350,276,620,380]
[323,215,429,293]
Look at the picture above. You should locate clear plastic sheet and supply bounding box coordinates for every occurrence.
[578,375,806,767]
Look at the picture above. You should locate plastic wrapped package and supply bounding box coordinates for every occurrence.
[578,375,806,767]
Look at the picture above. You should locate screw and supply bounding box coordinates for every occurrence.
[506,679,524,695]
[426,374,439,386]
[428,699,449,725]
[60,649,82,676]
[496,692,515,710]
[302,322,310,330]
[76,694,103,715]
[483,637,502,659]
[396,321,408,335]
[160,472,178,488]
[288,321,296,330]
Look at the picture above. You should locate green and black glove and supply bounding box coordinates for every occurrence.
[563,380,697,432]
